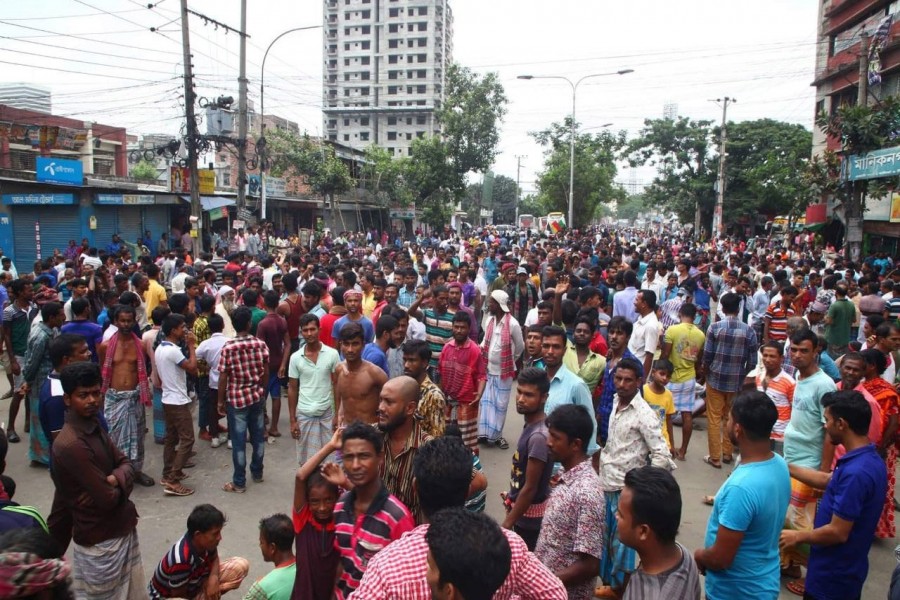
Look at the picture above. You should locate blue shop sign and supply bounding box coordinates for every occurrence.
[845,145,900,181]
[95,194,155,205]
[2,193,76,205]
[36,156,84,186]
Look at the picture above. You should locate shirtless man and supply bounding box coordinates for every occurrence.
[97,304,155,487]
[334,322,387,425]
[277,273,304,353]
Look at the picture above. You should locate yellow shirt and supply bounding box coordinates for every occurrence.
[641,384,675,447]
[145,279,168,315]
[362,291,376,319]
[562,343,606,395]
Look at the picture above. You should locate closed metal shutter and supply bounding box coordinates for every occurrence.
[141,206,170,253]
[13,206,80,267]
[93,206,118,251]
[116,207,143,246]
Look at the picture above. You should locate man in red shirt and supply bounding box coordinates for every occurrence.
[438,312,486,453]
[319,287,347,349]
[255,290,290,438]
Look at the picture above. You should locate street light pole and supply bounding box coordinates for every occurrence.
[258,25,321,221]
[518,70,633,230]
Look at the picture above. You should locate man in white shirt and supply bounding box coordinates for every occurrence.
[628,289,660,384]
[195,314,230,447]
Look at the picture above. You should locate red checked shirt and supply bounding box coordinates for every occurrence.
[437,337,486,404]
[218,334,270,410]
[352,523,568,599]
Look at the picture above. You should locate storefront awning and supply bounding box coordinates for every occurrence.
[179,195,236,211]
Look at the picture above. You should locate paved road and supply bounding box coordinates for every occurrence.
[1,386,896,598]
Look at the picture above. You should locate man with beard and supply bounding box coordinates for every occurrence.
[373,375,432,524]
[334,322,387,426]
[97,304,155,487]
[332,290,375,344]
[214,285,237,338]
[362,315,399,376]
[370,279,390,323]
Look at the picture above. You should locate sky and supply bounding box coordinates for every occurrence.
[0,0,820,197]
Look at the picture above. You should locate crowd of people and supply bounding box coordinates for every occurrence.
[0,222,898,600]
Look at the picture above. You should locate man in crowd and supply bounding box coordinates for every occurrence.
[597,357,674,598]
[52,362,144,598]
[478,290,524,450]
[288,313,340,465]
[334,322,388,426]
[438,312,484,450]
[755,341,796,456]
[332,289,374,345]
[701,293,758,469]
[256,290,290,439]
[535,405,604,599]
[97,304,154,487]
[695,390,790,600]
[628,290,660,383]
[661,302,705,461]
[218,306,270,494]
[22,301,64,466]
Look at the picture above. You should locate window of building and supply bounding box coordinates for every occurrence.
[417,85,426,93]
[361,56,370,65]
[344,43,350,50]
[329,119,338,128]
[360,87,370,96]
[344,73,351,81]
[329,89,337,96]
[387,131,397,140]
[408,23,414,32]
[418,69,426,78]
[344,11,350,18]
[418,22,427,31]
[388,147,395,155]
[360,71,370,80]
[388,54,399,64]
[361,40,370,49]
[361,25,370,34]
[417,38,427,47]
[361,9,370,18]
[343,134,350,141]
[329,45,337,53]
[360,132,370,141]
[389,7,399,17]
[416,99,426,106]
[344,89,350,96]
[387,116,397,125]
[223,172,231,186]
[408,7,415,15]
[344,27,351,35]
[406,132,412,140]
[389,39,399,48]
[389,23,399,33]
[344,118,350,126]
[407,85,413,94]
[416,131,425,139]
[389,70,398,79]
[407,55,415,63]
[416,115,426,125]
[407,117,413,125]
[388,85,398,94]
[417,53,427,62]
[344,58,350,66]
[388,101,399,106]
[329,133,337,141]
[419,6,427,15]
[360,117,369,125]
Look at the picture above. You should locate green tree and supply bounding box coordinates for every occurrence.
[812,96,900,260]
[531,118,626,228]
[518,193,548,218]
[625,116,715,232]
[266,129,354,230]
[408,63,508,230]
[490,174,519,224]
[616,194,646,222]
[720,119,812,224]
[361,146,414,208]
[131,159,158,181]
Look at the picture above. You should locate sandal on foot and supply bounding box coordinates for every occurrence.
[495,437,510,450]
[163,481,194,496]
[222,482,246,493]
[785,579,805,596]
[722,455,734,464]
[702,455,722,469]
[267,430,282,438]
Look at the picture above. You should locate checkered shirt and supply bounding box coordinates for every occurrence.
[701,315,758,393]
[218,334,270,409]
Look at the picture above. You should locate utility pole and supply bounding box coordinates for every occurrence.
[180,0,203,253]
[514,154,526,225]
[844,33,870,263]
[236,0,248,221]
[713,96,735,238]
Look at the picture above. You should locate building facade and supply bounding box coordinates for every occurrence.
[323,0,453,157]
[0,84,52,114]
[812,0,900,254]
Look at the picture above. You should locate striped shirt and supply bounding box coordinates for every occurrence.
[438,338,486,404]
[423,308,454,369]
[148,534,216,600]
[755,370,795,441]
[764,301,795,342]
[701,316,758,393]
[380,422,433,524]
[333,485,415,600]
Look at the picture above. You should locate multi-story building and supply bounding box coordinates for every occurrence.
[0,84,52,114]
[811,0,900,254]
[323,0,453,157]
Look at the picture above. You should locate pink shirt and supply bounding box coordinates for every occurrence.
[832,382,882,466]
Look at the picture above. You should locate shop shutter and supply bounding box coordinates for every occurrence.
[13,206,80,268]
[93,206,119,251]
[116,207,143,246]
[141,206,170,254]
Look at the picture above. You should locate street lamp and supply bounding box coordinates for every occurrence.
[258,25,321,220]
[518,70,633,229]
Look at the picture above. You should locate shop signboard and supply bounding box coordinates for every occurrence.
[36,157,83,186]
[95,194,155,205]
[389,206,416,219]
[198,169,216,194]
[2,193,76,205]
[846,145,900,181]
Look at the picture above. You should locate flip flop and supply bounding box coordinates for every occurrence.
[267,430,282,438]
[786,579,805,596]
[222,482,246,494]
[702,455,722,469]
[722,455,734,464]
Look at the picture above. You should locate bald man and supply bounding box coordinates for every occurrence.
[377,375,433,524]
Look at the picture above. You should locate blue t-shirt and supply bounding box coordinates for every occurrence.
[361,342,389,376]
[704,454,790,600]
[806,445,887,600]
[60,320,104,363]
[331,315,374,345]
